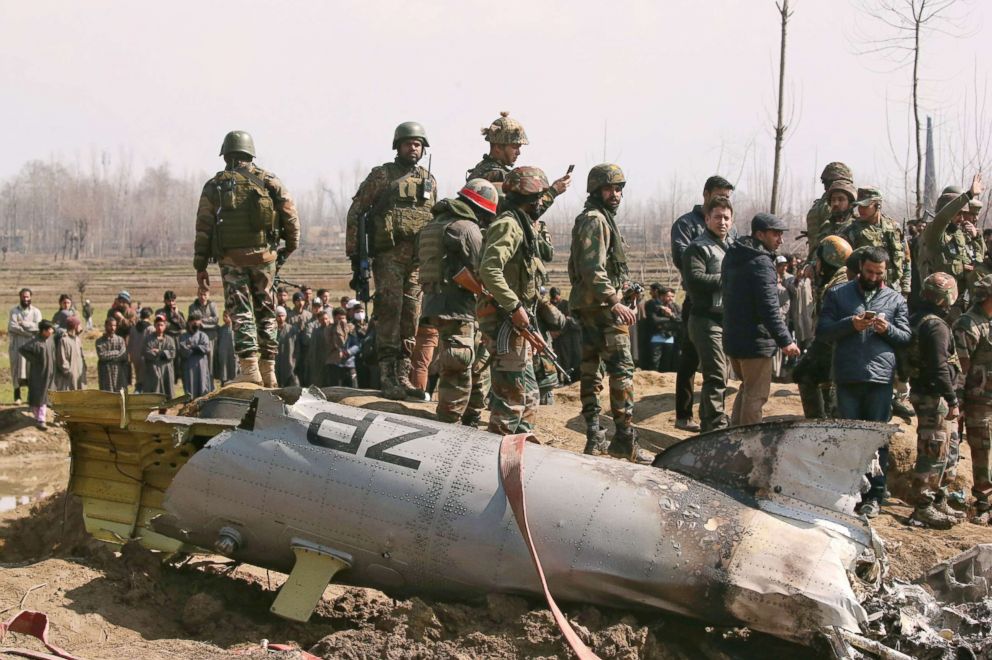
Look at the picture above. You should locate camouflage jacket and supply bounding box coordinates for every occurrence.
[952,306,992,401]
[918,191,982,282]
[193,163,300,272]
[345,159,437,256]
[567,200,629,310]
[805,194,831,258]
[478,207,540,316]
[466,154,558,219]
[839,214,907,293]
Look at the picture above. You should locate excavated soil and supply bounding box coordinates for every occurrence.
[0,373,989,658]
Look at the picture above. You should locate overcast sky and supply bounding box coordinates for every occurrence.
[2,0,989,213]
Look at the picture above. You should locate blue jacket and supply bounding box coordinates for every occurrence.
[816,280,910,385]
[721,236,792,358]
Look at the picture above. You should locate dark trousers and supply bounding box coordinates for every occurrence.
[836,382,893,503]
[647,342,679,373]
[325,364,357,388]
[675,336,698,420]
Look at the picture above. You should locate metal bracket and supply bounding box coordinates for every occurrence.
[270,539,352,622]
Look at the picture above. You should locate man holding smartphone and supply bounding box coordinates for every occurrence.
[817,247,912,517]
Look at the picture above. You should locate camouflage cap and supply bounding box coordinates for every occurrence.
[827,180,857,203]
[853,186,882,207]
[482,111,529,145]
[818,235,853,268]
[921,271,958,308]
[820,161,853,184]
[587,163,626,193]
[969,197,984,214]
[973,274,992,302]
[503,166,549,196]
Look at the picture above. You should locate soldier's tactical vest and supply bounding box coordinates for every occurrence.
[373,164,433,252]
[213,168,279,252]
[417,215,453,287]
[963,311,992,400]
[905,314,961,382]
[935,230,977,278]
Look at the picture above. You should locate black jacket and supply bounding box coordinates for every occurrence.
[908,303,959,405]
[721,236,792,358]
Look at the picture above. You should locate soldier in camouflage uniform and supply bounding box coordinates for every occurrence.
[907,272,965,528]
[346,122,437,400]
[193,130,300,386]
[952,274,992,524]
[568,164,645,460]
[477,167,550,435]
[917,175,985,317]
[805,162,854,260]
[416,179,498,425]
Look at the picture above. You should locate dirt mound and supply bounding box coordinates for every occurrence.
[0,490,105,563]
[0,405,69,457]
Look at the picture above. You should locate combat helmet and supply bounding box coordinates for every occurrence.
[503,166,549,197]
[392,121,430,149]
[482,112,529,145]
[936,185,965,213]
[219,130,256,158]
[921,272,958,308]
[818,235,853,268]
[820,161,853,184]
[459,178,499,215]
[972,274,992,302]
[827,180,857,203]
[587,163,626,193]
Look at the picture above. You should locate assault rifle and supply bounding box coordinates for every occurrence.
[350,209,373,303]
[273,273,306,291]
[452,267,570,383]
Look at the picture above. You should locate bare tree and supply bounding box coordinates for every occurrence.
[770,0,793,214]
[855,0,973,218]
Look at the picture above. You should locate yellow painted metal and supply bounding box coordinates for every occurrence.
[270,545,351,622]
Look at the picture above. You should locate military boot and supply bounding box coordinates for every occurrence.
[607,428,653,464]
[932,493,966,520]
[231,356,263,386]
[380,360,406,401]
[583,426,609,456]
[910,504,959,529]
[460,412,482,428]
[396,358,426,400]
[973,499,991,525]
[258,359,278,388]
[891,396,915,422]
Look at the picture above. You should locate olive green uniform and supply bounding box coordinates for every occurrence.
[193,163,300,359]
[567,199,635,438]
[346,159,437,366]
[918,191,985,311]
[416,198,484,424]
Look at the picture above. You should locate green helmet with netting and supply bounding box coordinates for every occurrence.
[587,163,626,193]
[921,272,958,308]
[503,166,549,196]
[820,161,853,184]
[482,111,529,145]
[219,130,256,157]
[818,235,853,268]
[392,121,430,149]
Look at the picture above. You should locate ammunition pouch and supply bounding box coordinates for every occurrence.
[214,170,279,253]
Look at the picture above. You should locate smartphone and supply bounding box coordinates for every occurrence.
[566,164,575,175]
[863,311,877,320]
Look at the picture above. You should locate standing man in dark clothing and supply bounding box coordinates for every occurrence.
[722,214,800,426]
[143,315,177,398]
[817,247,912,517]
[52,294,78,329]
[18,320,56,430]
[275,307,300,387]
[643,285,681,372]
[907,273,964,529]
[670,175,736,432]
[96,317,130,392]
[156,290,186,383]
[682,195,734,432]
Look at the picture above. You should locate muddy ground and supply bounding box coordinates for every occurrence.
[0,372,989,659]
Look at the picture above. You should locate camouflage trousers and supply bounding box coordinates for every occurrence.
[430,319,485,424]
[484,331,538,435]
[471,326,491,413]
[534,339,559,396]
[576,307,635,434]
[221,262,277,359]
[964,398,992,502]
[372,240,421,363]
[909,393,958,506]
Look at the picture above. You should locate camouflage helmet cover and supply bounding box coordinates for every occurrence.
[818,234,853,268]
[503,166,549,196]
[826,180,857,203]
[482,111,529,145]
[820,161,853,184]
[972,274,992,302]
[921,271,958,308]
[392,121,430,149]
[587,163,626,193]
[219,130,256,157]
[459,178,499,215]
